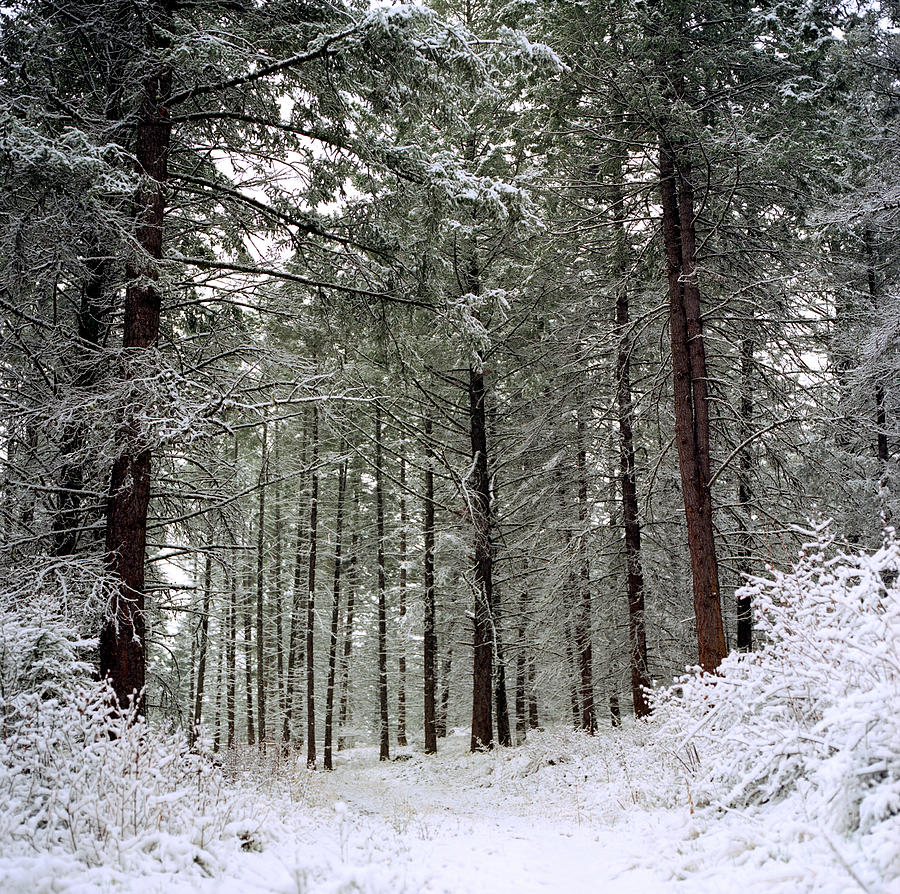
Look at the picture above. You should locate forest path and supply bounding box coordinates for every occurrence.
[292,733,676,894]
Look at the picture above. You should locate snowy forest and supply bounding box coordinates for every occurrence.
[1,0,899,890]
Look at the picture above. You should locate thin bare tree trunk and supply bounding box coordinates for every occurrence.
[437,645,452,738]
[375,404,390,762]
[283,416,308,749]
[256,424,267,748]
[469,359,494,750]
[306,405,319,769]
[191,549,213,744]
[575,404,596,732]
[272,421,284,739]
[337,478,358,750]
[527,658,539,731]
[243,555,255,746]
[423,416,437,755]
[324,459,347,771]
[226,555,236,748]
[736,326,755,652]
[397,443,408,749]
[612,176,651,715]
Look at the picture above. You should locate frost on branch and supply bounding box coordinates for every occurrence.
[653,520,900,879]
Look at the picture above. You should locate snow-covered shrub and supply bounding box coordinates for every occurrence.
[0,680,262,872]
[0,556,106,714]
[653,520,900,878]
[0,561,262,876]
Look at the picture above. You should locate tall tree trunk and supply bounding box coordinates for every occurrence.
[865,227,889,465]
[256,423,267,748]
[213,621,224,753]
[736,326,755,652]
[612,178,651,715]
[242,558,255,745]
[527,656,539,730]
[469,359,494,750]
[226,435,238,748]
[397,442,408,749]
[283,416,308,749]
[565,626,581,727]
[337,479,358,750]
[52,254,108,557]
[423,416,438,755]
[272,421,284,739]
[100,48,172,712]
[324,459,347,771]
[226,553,237,748]
[659,138,727,672]
[492,592,512,746]
[306,405,319,769]
[375,404,390,762]
[514,578,528,744]
[191,549,213,744]
[575,404,596,732]
[437,645,452,738]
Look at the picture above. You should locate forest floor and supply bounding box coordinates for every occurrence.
[1,725,881,894]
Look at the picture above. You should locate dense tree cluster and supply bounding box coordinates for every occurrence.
[2,0,897,755]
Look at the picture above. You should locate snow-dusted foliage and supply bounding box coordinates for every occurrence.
[0,568,260,879]
[653,520,900,881]
[0,681,263,879]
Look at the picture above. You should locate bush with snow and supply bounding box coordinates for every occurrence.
[653,520,900,880]
[0,682,263,872]
[0,566,263,881]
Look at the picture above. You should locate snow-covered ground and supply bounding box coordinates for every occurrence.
[2,725,889,894]
[3,529,897,893]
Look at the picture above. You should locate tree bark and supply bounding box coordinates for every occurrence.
[375,404,390,762]
[243,556,255,745]
[423,416,438,755]
[736,328,755,652]
[100,48,173,712]
[397,442,408,749]
[191,549,213,744]
[337,478,358,750]
[52,255,109,557]
[659,138,727,672]
[283,415,308,749]
[324,459,347,771]
[612,178,651,715]
[865,227,889,465]
[437,645,452,738]
[272,421,284,739]
[469,360,494,750]
[575,404,596,732]
[256,423,267,748]
[306,404,319,769]
[226,551,237,748]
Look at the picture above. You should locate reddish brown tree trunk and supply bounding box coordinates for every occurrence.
[100,57,172,711]
[659,140,727,672]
